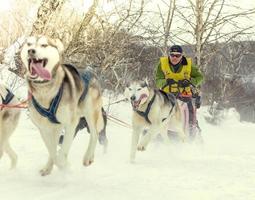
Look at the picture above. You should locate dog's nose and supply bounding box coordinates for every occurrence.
[130,95,136,101]
[28,49,36,55]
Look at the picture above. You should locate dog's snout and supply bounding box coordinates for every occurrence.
[28,49,36,55]
[130,95,136,101]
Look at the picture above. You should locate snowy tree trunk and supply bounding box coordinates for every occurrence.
[162,0,176,55]
[194,0,204,68]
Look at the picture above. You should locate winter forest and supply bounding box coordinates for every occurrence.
[1,0,255,121]
[0,0,255,200]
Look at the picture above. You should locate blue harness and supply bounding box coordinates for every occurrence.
[1,89,14,105]
[32,83,64,124]
[32,64,93,124]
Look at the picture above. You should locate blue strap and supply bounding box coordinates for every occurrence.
[32,83,64,124]
[79,70,92,102]
[1,89,14,105]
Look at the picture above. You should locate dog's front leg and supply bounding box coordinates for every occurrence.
[137,126,157,151]
[57,123,77,169]
[39,129,59,176]
[130,125,143,163]
[83,115,98,166]
[40,157,54,176]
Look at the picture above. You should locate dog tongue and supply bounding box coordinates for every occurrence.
[31,61,51,80]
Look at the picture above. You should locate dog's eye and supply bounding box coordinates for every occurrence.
[137,88,142,91]
[41,44,48,48]
[128,87,132,91]
[27,43,32,46]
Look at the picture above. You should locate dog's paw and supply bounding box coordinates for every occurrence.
[83,159,94,166]
[39,168,52,176]
[137,146,146,151]
[83,153,94,166]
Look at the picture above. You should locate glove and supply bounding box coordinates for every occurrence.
[166,79,176,85]
[178,79,190,87]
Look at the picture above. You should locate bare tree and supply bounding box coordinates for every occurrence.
[161,0,176,54]
[175,0,255,69]
[64,0,99,57]
[30,0,66,36]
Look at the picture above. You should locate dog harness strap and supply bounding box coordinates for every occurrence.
[31,83,64,124]
[79,71,92,102]
[1,89,14,105]
[135,93,156,124]
[162,100,175,122]
[63,64,92,103]
[161,92,176,122]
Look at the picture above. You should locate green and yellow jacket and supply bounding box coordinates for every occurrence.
[155,56,203,95]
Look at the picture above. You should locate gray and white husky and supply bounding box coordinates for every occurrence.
[20,35,107,176]
[125,80,185,162]
[0,84,20,168]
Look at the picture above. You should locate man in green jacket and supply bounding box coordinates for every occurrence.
[155,45,204,137]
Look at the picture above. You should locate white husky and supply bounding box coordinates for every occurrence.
[0,84,20,168]
[125,80,185,162]
[20,35,106,176]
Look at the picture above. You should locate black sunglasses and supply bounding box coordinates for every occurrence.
[170,54,182,58]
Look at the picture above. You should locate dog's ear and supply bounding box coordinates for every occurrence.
[141,78,149,88]
[125,81,130,88]
[54,39,64,54]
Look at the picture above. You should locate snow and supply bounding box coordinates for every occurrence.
[0,100,255,200]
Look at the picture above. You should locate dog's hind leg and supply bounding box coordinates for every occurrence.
[0,141,3,160]
[98,108,108,153]
[130,125,143,162]
[159,125,171,144]
[0,126,7,161]
[5,141,17,169]
[0,133,3,160]
[83,114,99,166]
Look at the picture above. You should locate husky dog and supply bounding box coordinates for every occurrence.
[125,80,185,162]
[20,36,107,176]
[0,84,20,168]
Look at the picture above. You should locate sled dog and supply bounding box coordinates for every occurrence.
[0,84,20,168]
[20,35,107,176]
[125,80,185,162]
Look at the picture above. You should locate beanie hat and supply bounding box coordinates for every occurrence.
[169,45,183,54]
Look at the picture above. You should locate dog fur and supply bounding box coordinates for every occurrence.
[20,35,106,176]
[125,80,185,162]
[0,84,20,168]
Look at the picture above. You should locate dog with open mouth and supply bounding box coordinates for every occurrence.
[20,35,107,176]
[125,80,186,162]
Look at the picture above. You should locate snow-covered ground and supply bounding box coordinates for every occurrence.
[0,100,255,200]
